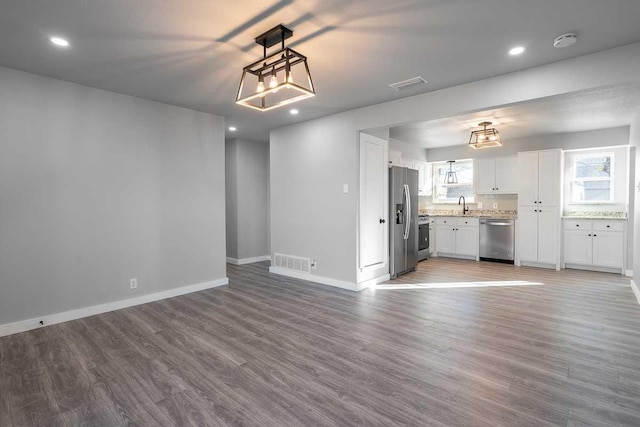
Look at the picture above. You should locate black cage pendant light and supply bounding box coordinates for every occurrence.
[443,160,458,184]
[236,24,315,112]
[469,121,502,149]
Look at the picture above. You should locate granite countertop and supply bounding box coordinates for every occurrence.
[422,210,518,220]
[562,211,627,220]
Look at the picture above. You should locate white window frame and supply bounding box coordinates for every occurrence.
[570,152,614,204]
[432,159,475,204]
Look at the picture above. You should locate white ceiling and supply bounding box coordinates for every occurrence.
[387,84,640,148]
[2,0,640,141]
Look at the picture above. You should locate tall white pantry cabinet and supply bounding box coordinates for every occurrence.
[516,149,562,269]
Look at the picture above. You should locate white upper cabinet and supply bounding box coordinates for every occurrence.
[537,150,561,207]
[474,156,518,194]
[416,161,432,196]
[401,158,416,169]
[494,156,519,194]
[518,150,561,207]
[518,151,539,206]
[399,157,432,196]
[474,158,496,194]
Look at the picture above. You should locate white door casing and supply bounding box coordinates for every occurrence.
[359,134,387,269]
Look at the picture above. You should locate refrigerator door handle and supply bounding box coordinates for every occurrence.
[403,184,411,240]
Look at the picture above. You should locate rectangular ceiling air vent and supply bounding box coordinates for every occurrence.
[389,76,429,91]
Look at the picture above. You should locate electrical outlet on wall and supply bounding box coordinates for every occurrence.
[130,278,138,289]
[477,202,483,209]
[493,202,499,209]
[311,259,317,269]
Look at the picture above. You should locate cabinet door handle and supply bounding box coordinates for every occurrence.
[606,225,610,228]
[576,224,579,227]
[496,187,499,190]
[534,201,537,204]
[593,234,597,237]
[534,209,538,212]
[379,218,386,224]
[588,234,592,237]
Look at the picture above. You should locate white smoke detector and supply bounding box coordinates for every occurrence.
[554,33,578,48]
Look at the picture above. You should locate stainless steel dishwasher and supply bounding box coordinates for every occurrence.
[479,218,515,264]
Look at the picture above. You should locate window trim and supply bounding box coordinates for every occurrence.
[569,151,615,205]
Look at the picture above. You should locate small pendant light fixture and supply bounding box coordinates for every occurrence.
[469,121,502,149]
[443,160,458,184]
[236,24,315,112]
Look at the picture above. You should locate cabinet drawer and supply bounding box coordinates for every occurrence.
[435,217,478,227]
[593,221,624,232]
[563,220,592,230]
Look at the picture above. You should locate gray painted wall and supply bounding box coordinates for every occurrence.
[270,43,640,285]
[225,140,239,259]
[425,127,630,162]
[0,66,227,325]
[225,139,270,260]
[389,138,428,162]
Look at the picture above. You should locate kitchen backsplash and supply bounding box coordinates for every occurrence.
[419,193,518,212]
[563,210,627,219]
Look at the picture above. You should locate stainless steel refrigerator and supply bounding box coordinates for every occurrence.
[389,166,419,278]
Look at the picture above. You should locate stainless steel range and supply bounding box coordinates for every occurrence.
[418,214,430,261]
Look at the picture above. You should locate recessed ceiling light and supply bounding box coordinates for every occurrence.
[228,126,237,131]
[290,109,299,115]
[49,36,70,48]
[509,46,525,56]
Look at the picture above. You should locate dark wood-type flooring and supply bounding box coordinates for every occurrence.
[2,258,640,426]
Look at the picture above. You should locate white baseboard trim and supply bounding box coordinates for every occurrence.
[626,269,634,277]
[226,255,271,265]
[269,266,368,292]
[631,280,640,306]
[356,274,391,291]
[0,277,229,338]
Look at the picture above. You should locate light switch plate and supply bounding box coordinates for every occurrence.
[477,202,483,209]
[343,184,349,193]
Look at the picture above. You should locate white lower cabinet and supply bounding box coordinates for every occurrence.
[455,226,478,257]
[563,219,625,273]
[435,217,478,259]
[563,229,592,265]
[518,207,559,267]
[436,226,455,253]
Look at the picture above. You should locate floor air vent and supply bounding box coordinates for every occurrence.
[274,253,311,273]
[389,76,429,91]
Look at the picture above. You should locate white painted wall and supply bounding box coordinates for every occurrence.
[270,43,640,286]
[225,138,270,262]
[0,66,227,326]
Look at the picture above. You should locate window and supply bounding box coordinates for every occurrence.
[433,159,474,203]
[570,152,613,203]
